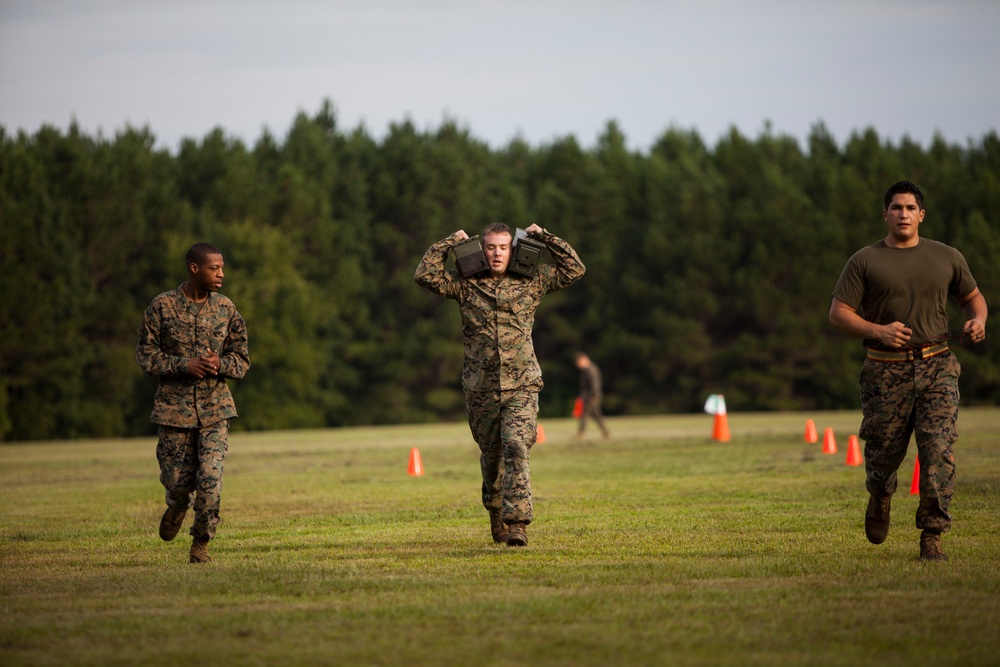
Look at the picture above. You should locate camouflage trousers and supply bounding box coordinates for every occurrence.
[859,352,960,533]
[577,396,609,435]
[156,420,229,540]
[465,390,538,525]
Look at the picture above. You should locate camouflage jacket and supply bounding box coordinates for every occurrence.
[414,230,585,392]
[136,286,250,428]
[579,363,603,400]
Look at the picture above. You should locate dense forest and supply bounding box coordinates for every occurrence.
[2,100,998,441]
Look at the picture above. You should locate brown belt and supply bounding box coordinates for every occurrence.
[866,344,949,362]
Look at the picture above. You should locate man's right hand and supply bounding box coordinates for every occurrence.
[452,230,469,242]
[875,322,912,348]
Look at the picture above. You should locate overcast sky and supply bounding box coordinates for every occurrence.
[1,1,998,153]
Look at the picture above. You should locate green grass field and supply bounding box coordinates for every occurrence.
[2,409,998,667]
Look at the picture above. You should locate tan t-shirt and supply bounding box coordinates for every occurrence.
[832,238,977,350]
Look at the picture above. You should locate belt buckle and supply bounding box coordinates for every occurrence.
[912,347,924,361]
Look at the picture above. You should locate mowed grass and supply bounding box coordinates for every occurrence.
[1,409,998,667]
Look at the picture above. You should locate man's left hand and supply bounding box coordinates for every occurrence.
[202,350,222,375]
[963,319,987,343]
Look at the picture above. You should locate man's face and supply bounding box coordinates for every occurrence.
[483,232,512,277]
[883,194,924,246]
[190,253,225,292]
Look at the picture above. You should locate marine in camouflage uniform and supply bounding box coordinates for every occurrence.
[137,243,250,563]
[830,181,987,561]
[415,223,585,546]
[574,352,610,438]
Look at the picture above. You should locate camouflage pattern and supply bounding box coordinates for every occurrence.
[577,362,609,435]
[467,390,538,524]
[139,285,248,543]
[414,230,586,392]
[157,420,230,540]
[136,286,250,428]
[416,229,584,527]
[578,362,603,401]
[859,352,960,533]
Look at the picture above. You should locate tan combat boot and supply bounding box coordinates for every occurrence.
[489,510,509,544]
[919,530,947,561]
[505,523,528,547]
[864,494,891,544]
[189,537,212,563]
[158,507,187,542]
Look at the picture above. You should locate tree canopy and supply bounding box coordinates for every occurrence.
[2,102,998,441]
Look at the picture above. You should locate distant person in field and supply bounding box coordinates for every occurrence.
[415,223,585,547]
[136,242,250,564]
[574,352,610,439]
[830,180,987,562]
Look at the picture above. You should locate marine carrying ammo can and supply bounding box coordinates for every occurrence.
[454,235,489,277]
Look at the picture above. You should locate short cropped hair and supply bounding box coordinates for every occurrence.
[186,242,222,268]
[883,181,924,210]
[482,223,512,239]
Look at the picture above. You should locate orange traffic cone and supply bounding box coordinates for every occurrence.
[712,412,731,442]
[910,458,920,495]
[822,427,837,454]
[572,397,583,418]
[846,435,862,466]
[536,424,546,444]
[407,447,424,476]
[804,419,818,444]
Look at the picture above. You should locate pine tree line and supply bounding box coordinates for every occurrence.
[2,100,997,441]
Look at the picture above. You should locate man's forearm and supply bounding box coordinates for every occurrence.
[829,306,877,340]
[537,231,585,287]
[415,236,460,296]
[963,292,988,324]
